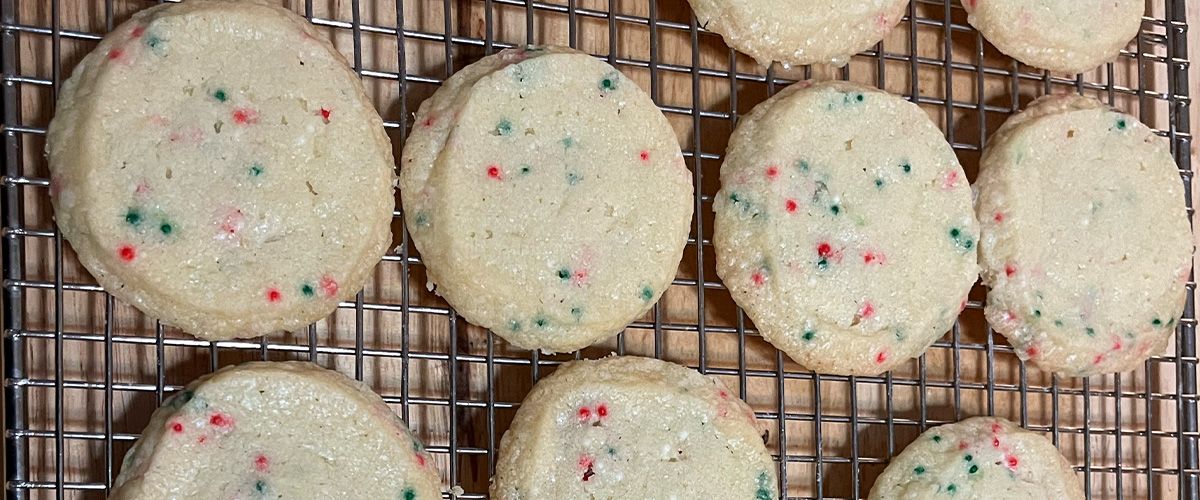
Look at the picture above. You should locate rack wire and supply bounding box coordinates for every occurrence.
[1,0,1195,498]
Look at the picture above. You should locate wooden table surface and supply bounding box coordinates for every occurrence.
[5,0,1198,499]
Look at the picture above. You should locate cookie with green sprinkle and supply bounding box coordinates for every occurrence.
[492,356,777,499]
[47,0,394,340]
[868,417,1083,500]
[110,362,440,499]
[976,95,1192,376]
[400,46,693,353]
[713,80,979,376]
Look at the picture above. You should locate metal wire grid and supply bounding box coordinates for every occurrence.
[0,0,1195,498]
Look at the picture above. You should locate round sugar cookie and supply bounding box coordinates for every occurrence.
[713,81,979,376]
[975,95,1192,376]
[47,0,394,340]
[491,356,777,499]
[399,47,693,353]
[868,417,1083,500]
[963,0,1143,74]
[110,362,440,499]
[686,0,909,67]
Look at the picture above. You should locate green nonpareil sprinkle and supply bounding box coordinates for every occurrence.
[932,435,942,443]
[640,286,654,302]
[1085,327,1096,337]
[829,204,841,215]
[534,316,549,328]
[159,222,173,235]
[874,178,885,189]
[901,162,912,173]
[519,165,532,175]
[301,284,315,297]
[495,119,513,136]
[125,209,142,226]
[212,88,228,102]
[914,466,926,474]
[509,320,521,332]
[557,268,571,281]
[402,487,417,500]
[571,307,583,320]
[249,163,264,177]
[968,464,979,474]
[1152,318,1164,327]
[1033,309,1041,318]
[802,330,815,341]
[599,71,620,92]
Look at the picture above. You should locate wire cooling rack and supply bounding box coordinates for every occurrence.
[1,0,1195,498]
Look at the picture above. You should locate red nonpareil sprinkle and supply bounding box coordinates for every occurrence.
[992,437,1000,448]
[639,150,650,162]
[1006,454,1019,468]
[209,412,232,427]
[817,242,833,258]
[578,407,591,421]
[220,209,245,236]
[874,13,889,28]
[135,181,151,195]
[572,269,590,286]
[318,107,332,124]
[266,288,282,303]
[197,436,208,444]
[107,49,123,60]
[785,199,798,213]
[874,351,888,364]
[1093,353,1105,364]
[958,441,969,450]
[993,212,1005,223]
[750,272,765,287]
[415,453,426,467]
[117,245,137,262]
[1025,345,1039,358]
[942,170,960,189]
[859,302,875,319]
[1113,340,1123,351]
[319,275,339,297]
[579,455,595,481]
[991,422,1001,434]
[597,404,608,417]
[487,165,503,180]
[254,454,270,472]
[1003,311,1016,323]
[131,26,145,37]
[718,390,729,399]
[765,166,779,179]
[232,108,259,125]
[421,116,436,128]
[170,421,184,433]
[1005,264,1017,277]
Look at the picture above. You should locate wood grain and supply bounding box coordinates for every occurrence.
[5,0,1195,498]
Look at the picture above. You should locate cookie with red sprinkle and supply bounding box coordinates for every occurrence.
[714,80,979,376]
[47,0,394,340]
[976,95,1192,376]
[492,356,777,499]
[868,417,1083,500]
[963,0,1143,74]
[684,0,908,67]
[400,46,693,353]
[110,362,440,499]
